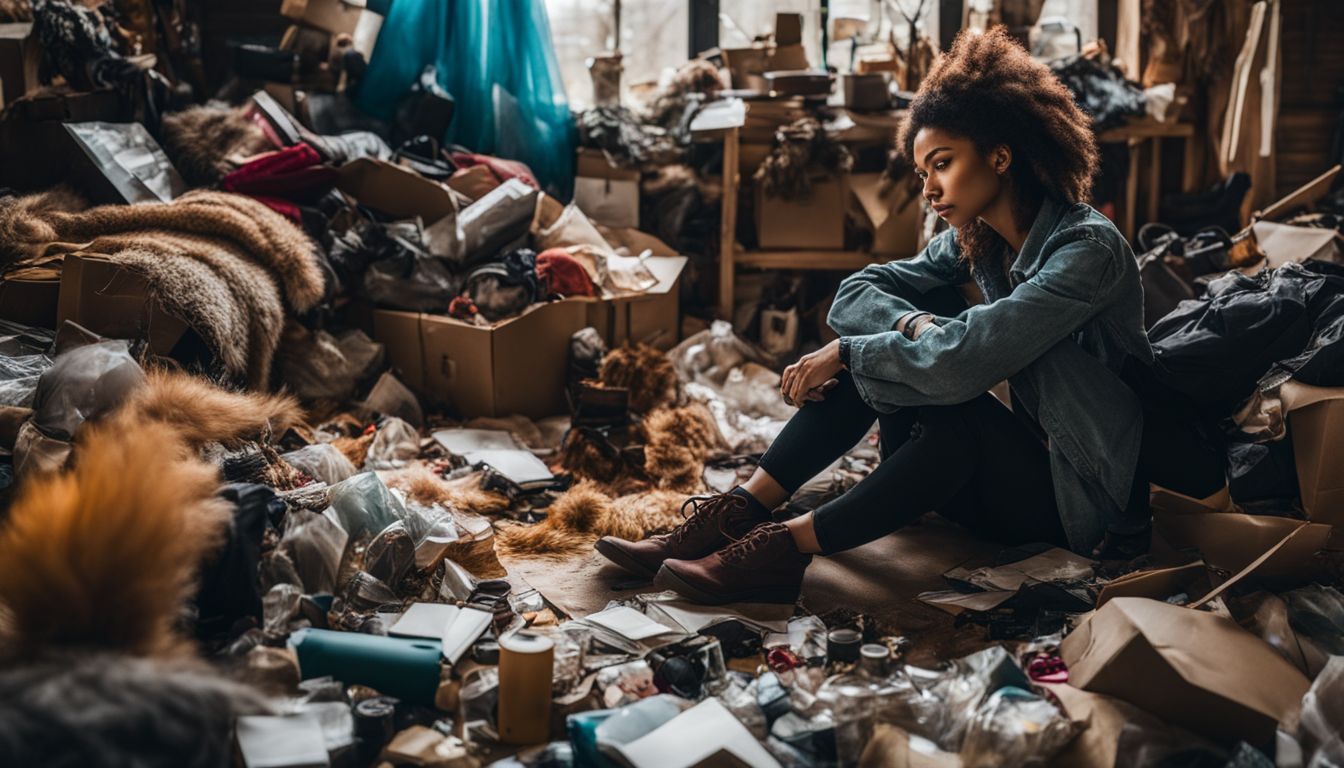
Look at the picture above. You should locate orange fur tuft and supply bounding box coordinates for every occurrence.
[0,422,231,655]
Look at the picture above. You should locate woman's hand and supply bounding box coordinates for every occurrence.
[781,339,844,406]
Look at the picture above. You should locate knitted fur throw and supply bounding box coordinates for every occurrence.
[0,190,326,389]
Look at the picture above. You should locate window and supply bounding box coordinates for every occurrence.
[544,0,688,109]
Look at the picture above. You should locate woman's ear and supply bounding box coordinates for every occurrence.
[993,145,1013,176]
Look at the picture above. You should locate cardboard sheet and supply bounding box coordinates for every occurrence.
[1251,220,1342,268]
[336,158,462,225]
[1060,596,1311,745]
[1095,560,1210,607]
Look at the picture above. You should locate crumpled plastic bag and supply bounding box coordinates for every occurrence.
[31,340,145,440]
[0,353,53,408]
[922,646,1032,752]
[364,417,420,470]
[281,510,350,594]
[365,520,417,587]
[279,328,385,402]
[283,443,358,485]
[960,686,1078,768]
[671,320,775,388]
[327,472,405,538]
[361,221,462,312]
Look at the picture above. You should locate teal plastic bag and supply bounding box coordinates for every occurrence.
[357,0,575,198]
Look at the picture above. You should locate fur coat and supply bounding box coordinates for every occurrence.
[0,189,326,389]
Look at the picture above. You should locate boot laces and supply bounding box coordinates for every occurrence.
[668,492,748,544]
[720,524,778,564]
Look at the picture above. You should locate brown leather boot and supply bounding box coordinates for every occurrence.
[594,491,769,580]
[654,522,812,605]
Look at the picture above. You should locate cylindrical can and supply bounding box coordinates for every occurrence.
[827,628,862,664]
[497,632,555,745]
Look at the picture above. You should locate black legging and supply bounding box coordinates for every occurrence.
[759,287,1227,556]
[759,371,1067,554]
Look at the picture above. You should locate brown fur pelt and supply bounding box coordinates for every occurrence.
[642,403,722,491]
[114,369,303,448]
[560,421,649,484]
[329,432,374,469]
[599,343,678,413]
[0,189,325,388]
[381,463,510,517]
[643,59,723,129]
[496,482,686,559]
[159,105,271,187]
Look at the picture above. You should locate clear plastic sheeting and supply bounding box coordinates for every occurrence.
[672,322,796,454]
[0,354,52,408]
[282,443,358,486]
[960,686,1078,768]
[1279,656,1344,768]
[672,320,776,389]
[364,417,421,470]
[279,328,385,402]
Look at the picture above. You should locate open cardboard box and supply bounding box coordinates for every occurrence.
[755,175,848,250]
[579,255,686,352]
[280,0,383,44]
[1150,489,1333,584]
[1060,595,1311,746]
[370,299,587,419]
[57,253,190,355]
[850,172,922,259]
[573,149,640,229]
[336,158,464,226]
[1279,382,1344,529]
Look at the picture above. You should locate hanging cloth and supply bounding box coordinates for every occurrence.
[356,0,575,197]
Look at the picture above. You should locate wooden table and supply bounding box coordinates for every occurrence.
[1097,118,1198,242]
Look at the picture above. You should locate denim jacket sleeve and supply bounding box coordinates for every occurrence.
[826,228,971,337]
[843,228,1124,408]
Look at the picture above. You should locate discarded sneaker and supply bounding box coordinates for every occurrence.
[594,490,769,580]
[654,522,812,605]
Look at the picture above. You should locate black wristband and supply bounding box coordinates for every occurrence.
[902,312,933,340]
[838,337,852,368]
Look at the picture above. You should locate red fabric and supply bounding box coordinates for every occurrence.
[447,152,540,190]
[220,143,339,222]
[537,249,596,297]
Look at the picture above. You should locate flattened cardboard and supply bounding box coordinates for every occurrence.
[1151,499,1331,584]
[1095,560,1210,607]
[1059,596,1311,745]
[0,277,58,328]
[1251,221,1342,269]
[1255,165,1340,222]
[57,254,189,356]
[755,176,847,250]
[372,300,587,419]
[336,158,461,225]
[0,23,39,106]
[851,172,921,258]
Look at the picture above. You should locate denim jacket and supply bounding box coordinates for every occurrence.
[827,197,1153,553]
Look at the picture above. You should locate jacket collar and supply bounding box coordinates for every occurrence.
[1008,196,1067,282]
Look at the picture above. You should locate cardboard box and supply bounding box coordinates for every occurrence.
[280,0,382,43]
[336,158,462,225]
[581,256,686,351]
[1150,490,1332,585]
[721,47,770,91]
[1095,560,1210,608]
[1281,383,1344,527]
[57,254,190,355]
[0,23,39,106]
[850,172,922,258]
[769,13,808,71]
[1060,596,1311,745]
[0,277,58,328]
[573,149,640,229]
[371,300,587,419]
[755,176,847,250]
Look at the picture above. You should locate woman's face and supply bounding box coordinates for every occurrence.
[911,127,1009,229]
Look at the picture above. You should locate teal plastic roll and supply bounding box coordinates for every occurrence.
[289,628,443,706]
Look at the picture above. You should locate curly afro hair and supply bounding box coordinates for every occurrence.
[897,27,1098,268]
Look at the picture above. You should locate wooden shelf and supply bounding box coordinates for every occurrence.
[734,250,887,270]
